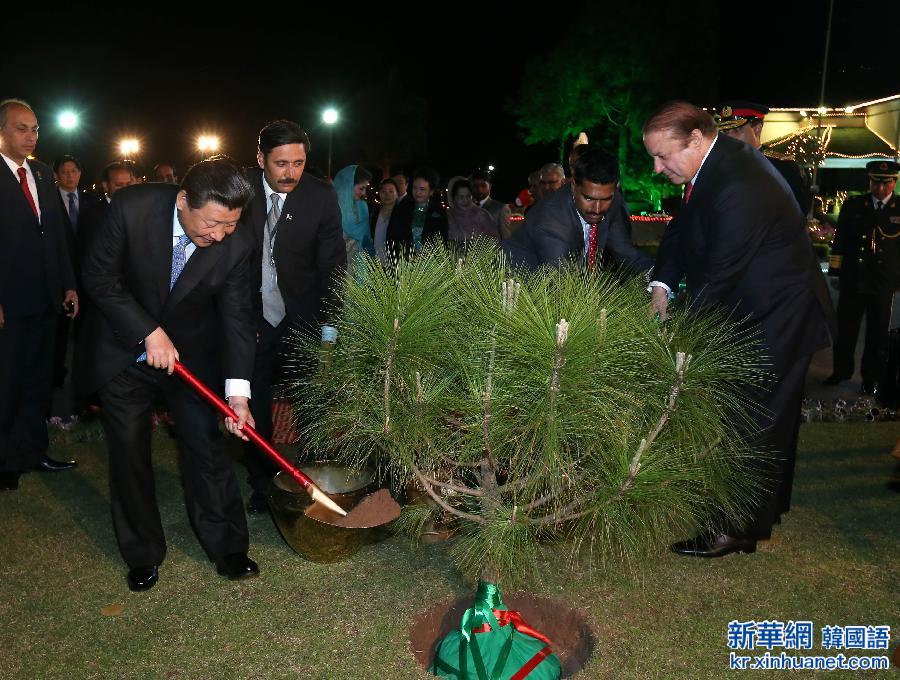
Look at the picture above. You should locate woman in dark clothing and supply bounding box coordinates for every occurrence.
[385,166,447,257]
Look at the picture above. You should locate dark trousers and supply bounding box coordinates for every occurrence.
[52,312,71,388]
[832,290,893,382]
[243,318,287,495]
[99,363,249,568]
[0,311,56,472]
[731,354,811,541]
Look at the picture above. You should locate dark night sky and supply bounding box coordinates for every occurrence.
[3,2,896,200]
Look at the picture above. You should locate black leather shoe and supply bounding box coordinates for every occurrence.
[246,491,269,515]
[671,533,757,558]
[215,552,259,580]
[862,381,878,395]
[0,472,20,491]
[127,565,159,592]
[34,455,77,472]
[823,374,847,386]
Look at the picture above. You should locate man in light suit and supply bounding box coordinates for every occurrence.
[470,169,512,239]
[79,156,259,591]
[644,101,832,557]
[0,99,78,492]
[239,120,346,512]
[503,146,653,277]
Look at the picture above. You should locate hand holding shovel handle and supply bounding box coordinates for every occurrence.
[172,361,346,516]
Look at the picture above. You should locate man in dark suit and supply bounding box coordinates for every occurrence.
[239,120,346,512]
[825,160,900,393]
[51,155,100,395]
[75,161,136,276]
[503,147,653,276]
[78,156,259,591]
[713,101,812,215]
[644,101,832,557]
[0,99,79,491]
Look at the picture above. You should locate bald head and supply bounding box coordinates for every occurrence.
[0,99,38,165]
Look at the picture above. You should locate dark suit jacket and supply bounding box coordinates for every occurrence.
[74,198,110,285]
[76,183,256,395]
[0,159,75,317]
[652,134,832,375]
[502,184,653,275]
[241,168,346,331]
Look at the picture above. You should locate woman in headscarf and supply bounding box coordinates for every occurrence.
[334,164,373,265]
[446,177,500,249]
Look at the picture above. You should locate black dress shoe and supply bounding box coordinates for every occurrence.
[34,455,77,472]
[862,381,878,395]
[0,472,20,491]
[823,374,847,386]
[127,565,159,592]
[215,552,259,580]
[671,533,757,558]
[246,491,269,515]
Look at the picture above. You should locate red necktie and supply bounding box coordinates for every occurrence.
[683,181,693,204]
[17,167,39,219]
[587,223,598,269]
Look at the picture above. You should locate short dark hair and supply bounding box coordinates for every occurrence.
[469,169,492,183]
[412,166,439,192]
[154,162,176,174]
[390,167,409,181]
[258,120,310,157]
[451,178,473,198]
[180,155,254,211]
[0,98,32,127]
[102,161,134,183]
[572,147,620,186]
[54,155,82,173]
[643,101,717,143]
[354,166,372,185]
[379,178,399,190]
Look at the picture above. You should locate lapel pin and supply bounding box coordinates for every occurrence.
[285,213,292,221]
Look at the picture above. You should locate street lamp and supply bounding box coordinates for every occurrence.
[58,110,79,153]
[119,138,140,160]
[197,135,220,154]
[58,111,78,131]
[322,107,338,179]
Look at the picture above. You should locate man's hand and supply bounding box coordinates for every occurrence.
[145,326,179,374]
[225,396,254,441]
[63,290,79,319]
[650,285,669,322]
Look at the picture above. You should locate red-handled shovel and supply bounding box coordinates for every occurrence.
[172,360,347,516]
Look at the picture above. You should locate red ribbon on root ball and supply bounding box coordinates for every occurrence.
[470,609,554,680]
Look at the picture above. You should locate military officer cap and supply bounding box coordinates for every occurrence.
[866,160,899,182]
[714,101,769,130]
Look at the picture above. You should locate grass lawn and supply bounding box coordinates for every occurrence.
[1,421,898,679]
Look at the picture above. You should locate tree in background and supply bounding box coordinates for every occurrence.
[509,2,719,208]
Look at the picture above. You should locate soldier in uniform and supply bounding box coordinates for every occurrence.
[715,101,812,215]
[824,160,900,393]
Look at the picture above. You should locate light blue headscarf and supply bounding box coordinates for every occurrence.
[334,165,374,256]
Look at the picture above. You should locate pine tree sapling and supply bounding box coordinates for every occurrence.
[288,242,768,580]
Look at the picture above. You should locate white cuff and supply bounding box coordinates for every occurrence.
[225,379,251,399]
[321,325,338,343]
[648,280,672,295]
